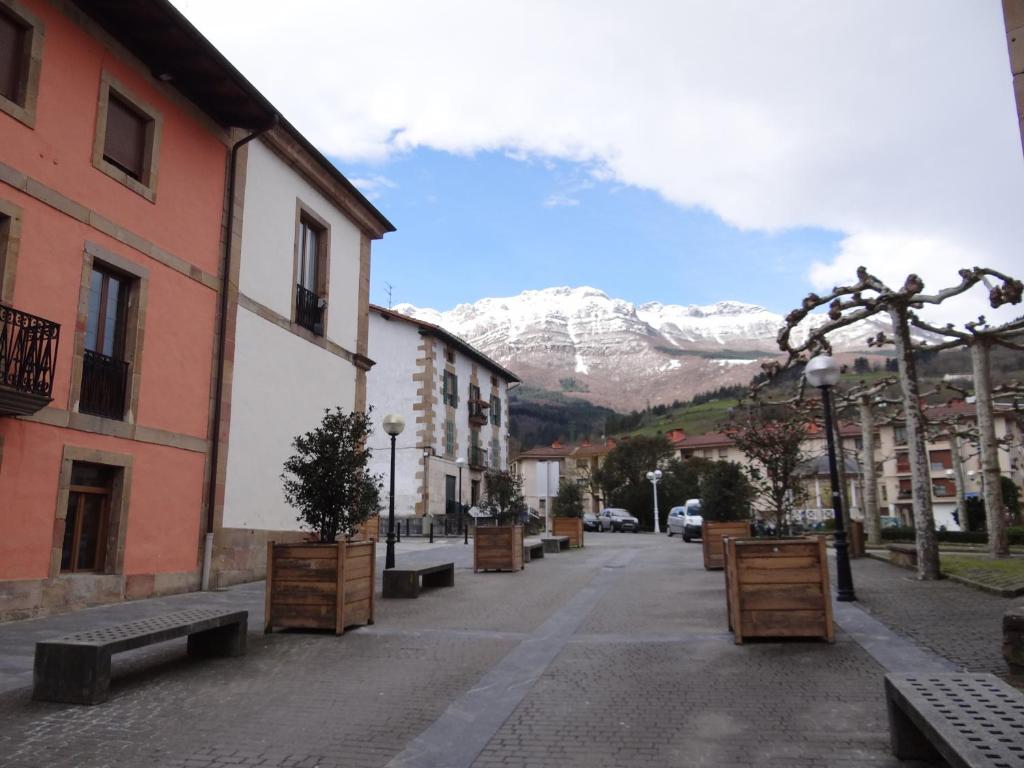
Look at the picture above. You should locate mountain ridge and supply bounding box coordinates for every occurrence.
[394,286,920,411]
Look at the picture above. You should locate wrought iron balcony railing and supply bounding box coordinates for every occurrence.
[295,283,323,335]
[469,446,488,469]
[0,303,60,416]
[468,399,488,424]
[80,349,128,420]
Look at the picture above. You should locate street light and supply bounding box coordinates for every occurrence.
[456,456,467,544]
[805,355,856,602]
[646,468,663,534]
[382,413,405,569]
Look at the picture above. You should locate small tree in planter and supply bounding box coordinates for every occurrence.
[474,470,527,572]
[698,459,756,570]
[551,479,585,547]
[266,408,383,634]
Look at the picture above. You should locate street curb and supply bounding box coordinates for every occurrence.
[863,550,1024,597]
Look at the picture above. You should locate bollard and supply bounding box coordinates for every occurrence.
[429,523,434,543]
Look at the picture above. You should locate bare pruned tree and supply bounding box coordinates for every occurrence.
[776,266,1021,579]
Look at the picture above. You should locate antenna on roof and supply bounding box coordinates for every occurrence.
[385,282,394,309]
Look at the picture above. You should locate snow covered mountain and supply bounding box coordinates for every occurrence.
[393,286,912,411]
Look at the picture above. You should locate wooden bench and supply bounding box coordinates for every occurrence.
[541,536,570,553]
[885,673,1024,766]
[382,562,455,598]
[33,608,247,705]
[523,541,545,562]
[887,543,918,569]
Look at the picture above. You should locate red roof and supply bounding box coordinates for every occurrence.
[674,432,734,449]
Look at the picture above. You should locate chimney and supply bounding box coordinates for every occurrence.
[551,438,563,448]
[666,428,686,443]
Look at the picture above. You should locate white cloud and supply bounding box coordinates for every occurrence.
[348,174,397,200]
[543,194,580,208]
[172,0,1024,321]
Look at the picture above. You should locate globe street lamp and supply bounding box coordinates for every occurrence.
[805,355,856,602]
[456,456,467,544]
[382,413,405,569]
[646,469,663,534]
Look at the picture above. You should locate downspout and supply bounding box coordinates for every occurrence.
[202,118,277,591]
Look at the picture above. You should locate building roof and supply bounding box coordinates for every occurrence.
[673,432,735,449]
[369,305,520,383]
[72,0,394,236]
[514,445,574,461]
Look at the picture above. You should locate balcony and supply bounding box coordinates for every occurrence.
[469,445,488,469]
[80,349,128,420]
[468,399,488,426]
[295,284,323,335]
[0,304,60,416]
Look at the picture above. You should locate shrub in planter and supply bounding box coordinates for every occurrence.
[474,470,527,572]
[551,479,584,547]
[700,462,754,570]
[266,408,383,634]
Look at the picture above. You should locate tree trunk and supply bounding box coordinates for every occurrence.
[949,430,968,531]
[971,341,1008,557]
[858,398,881,545]
[890,306,941,579]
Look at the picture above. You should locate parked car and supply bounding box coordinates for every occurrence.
[582,511,601,532]
[679,499,703,542]
[598,508,639,532]
[666,506,687,536]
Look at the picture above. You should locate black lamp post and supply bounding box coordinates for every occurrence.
[456,457,467,544]
[382,413,405,569]
[805,355,856,602]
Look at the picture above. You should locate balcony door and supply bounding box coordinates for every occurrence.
[81,266,129,419]
[295,216,325,335]
[61,463,115,573]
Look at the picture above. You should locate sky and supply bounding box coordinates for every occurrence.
[172,1,1024,318]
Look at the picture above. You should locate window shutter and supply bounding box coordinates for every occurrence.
[0,10,25,102]
[103,94,147,180]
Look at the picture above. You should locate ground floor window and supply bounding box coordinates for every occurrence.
[61,462,116,572]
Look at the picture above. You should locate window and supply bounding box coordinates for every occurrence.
[894,426,907,446]
[61,463,115,573]
[490,395,501,426]
[442,370,459,407]
[471,479,480,506]
[92,74,162,201]
[717,448,728,458]
[490,375,498,387]
[0,1,43,127]
[491,438,500,468]
[294,214,327,335]
[80,265,130,420]
[444,418,455,458]
[880,485,887,501]
[446,348,455,364]
[0,208,11,301]
[929,449,952,473]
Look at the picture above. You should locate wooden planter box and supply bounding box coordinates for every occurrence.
[723,536,834,644]
[702,520,751,570]
[473,525,524,572]
[264,540,375,635]
[552,517,584,548]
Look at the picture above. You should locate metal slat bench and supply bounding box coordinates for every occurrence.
[33,608,248,705]
[541,536,570,553]
[524,541,545,562]
[885,673,1024,766]
[382,562,455,598]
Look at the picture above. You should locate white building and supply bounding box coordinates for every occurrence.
[367,306,519,526]
[210,124,394,586]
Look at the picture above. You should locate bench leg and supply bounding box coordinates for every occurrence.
[188,619,247,658]
[421,569,454,590]
[886,698,941,761]
[383,571,420,598]
[33,644,111,705]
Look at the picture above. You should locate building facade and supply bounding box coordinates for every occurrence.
[366,306,518,526]
[208,128,393,587]
[0,0,273,619]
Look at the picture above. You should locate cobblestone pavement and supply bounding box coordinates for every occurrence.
[847,552,1024,687]
[0,535,959,768]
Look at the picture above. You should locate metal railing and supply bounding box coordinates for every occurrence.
[0,303,60,399]
[80,349,128,419]
[295,283,323,335]
[469,446,488,468]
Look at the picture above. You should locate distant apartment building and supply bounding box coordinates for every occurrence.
[366,306,518,526]
[208,126,393,587]
[0,0,273,619]
[512,438,617,528]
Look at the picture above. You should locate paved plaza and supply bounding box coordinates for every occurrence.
[1,534,1022,768]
